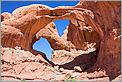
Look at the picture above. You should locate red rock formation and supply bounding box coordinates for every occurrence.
[1,1,121,81]
[35,22,75,51]
[76,1,121,81]
[1,12,12,21]
[1,4,54,52]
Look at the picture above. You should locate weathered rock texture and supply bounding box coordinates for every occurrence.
[76,1,121,81]
[1,1,121,81]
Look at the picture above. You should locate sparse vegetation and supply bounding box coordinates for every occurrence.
[65,78,76,82]
[65,75,77,82]
[51,50,55,59]
[21,79,26,82]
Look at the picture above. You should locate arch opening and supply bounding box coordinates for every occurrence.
[33,37,53,60]
[32,19,70,60]
[54,19,70,37]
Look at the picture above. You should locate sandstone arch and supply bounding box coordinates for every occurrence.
[1,1,121,81]
[1,4,102,53]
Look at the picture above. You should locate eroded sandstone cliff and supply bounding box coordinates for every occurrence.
[1,1,121,81]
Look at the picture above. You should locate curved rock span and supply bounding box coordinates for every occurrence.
[1,1,121,81]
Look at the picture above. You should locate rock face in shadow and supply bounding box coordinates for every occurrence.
[1,1,121,81]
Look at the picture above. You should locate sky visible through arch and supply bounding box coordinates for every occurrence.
[1,1,79,59]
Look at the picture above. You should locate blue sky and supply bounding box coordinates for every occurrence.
[1,1,78,59]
